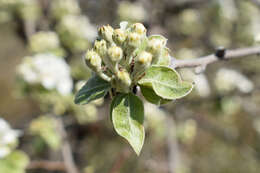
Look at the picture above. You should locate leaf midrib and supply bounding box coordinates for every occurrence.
[78,83,110,96]
[139,79,182,89]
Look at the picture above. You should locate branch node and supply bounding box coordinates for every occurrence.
[215,46,226,60]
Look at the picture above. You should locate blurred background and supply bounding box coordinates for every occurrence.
[1,0,260,173]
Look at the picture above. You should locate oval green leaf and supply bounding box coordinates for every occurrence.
[74,74,111,105]
[138,66,193,100]
[110,93,145,155]
[140,85,171,105]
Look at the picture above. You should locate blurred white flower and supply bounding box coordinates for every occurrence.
[29,31,65,56]
[144,103,167,138]
[218,0,238,21]
[180,69,211,97]
[17,0,41,21]
[18,53,73,95]
[0,118,21,158]
[255,34,260,43]
[193,74,211,97]
[0,0,19,6]
[178,9,204,36]
[57,15,97,52]
[117,1,147,22]
[50,0,81,19]
[215,68,254,93]
[59,15,97,42]
[177,119,197,143]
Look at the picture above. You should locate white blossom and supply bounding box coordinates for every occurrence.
[215,68,254,93]
[60,15,97,42]
[29,31,60,52]
[50,0,81,19]
[117,1,147,22]
[18,53,73,95]
[218,0,238,21]
[0,118,21,158]
[180,69,211,97]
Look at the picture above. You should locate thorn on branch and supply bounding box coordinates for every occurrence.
[215,47,226,60]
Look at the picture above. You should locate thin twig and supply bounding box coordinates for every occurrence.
[27,160,66,171]
[56,117,80,173]
[171,46,260,69]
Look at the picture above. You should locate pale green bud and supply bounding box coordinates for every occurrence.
[113,29,127,45]
[85,50,111,81]
[131,23,146,36]
[108,46,123,62]
[116,69,132,87]
[127,32,142,47]
[147,38,166,54]
[137,51,152,65]
[98,25,114,43]
[94,39,107,57]
[85,50,102,72]
[132,51,152,81]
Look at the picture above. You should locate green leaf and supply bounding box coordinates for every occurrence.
[138,66,193,100]
[110,93,145,155]
[74,74,111,105]
[0,150,29,173]
[140,85,171,105]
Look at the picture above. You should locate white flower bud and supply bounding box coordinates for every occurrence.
[132,51,152,81]
[116,70,132,87]
[98,25,114,43]
[113,29,127,45]
[127,32,142,47]
[85,50,102,72]
[94,39,107,57]
[108,46,123,62]
[131,23,146,36]
[148,38,166,54]
[137,51,152,65]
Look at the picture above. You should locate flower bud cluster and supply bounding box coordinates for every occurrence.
[84,22,171,93]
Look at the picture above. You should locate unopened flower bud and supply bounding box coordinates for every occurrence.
[147,37,166,54]
[132,51,152,81]
[137,51,152,65]
[98,25,114,43]
[108,46,123,62]
[117,69,132,87]
[113,29,127,45]
[85,50,102,72]
[94,39,107,57]
[127,32,142,47]
[131,23,146,35]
